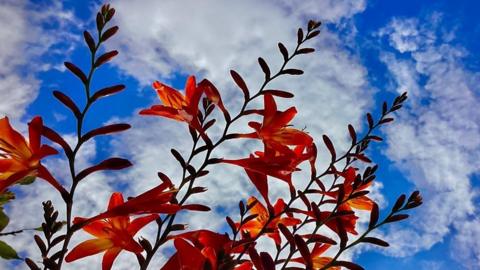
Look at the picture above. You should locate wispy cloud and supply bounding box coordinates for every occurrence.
[104,0,378,267]
[378,13,480,268]
[0,0,80,121]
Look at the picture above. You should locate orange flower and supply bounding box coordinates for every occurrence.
[140,76,228,135]
[325,167,374,211]
[222,144,315,189]
[293,204,359,235]
[66,192,158,270]
[238,94,312,149]
[161,230,250,270]
[239,197,300,245]
[0,116,65,194]
[77,182,181,226]
[292,243,339,270]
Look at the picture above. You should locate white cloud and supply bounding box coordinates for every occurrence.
[379,14,480,268]
[0,0,80,120]
[105,0,379,268]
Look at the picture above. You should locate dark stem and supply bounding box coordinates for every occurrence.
[55,24,105,270]
[139,23,319,270]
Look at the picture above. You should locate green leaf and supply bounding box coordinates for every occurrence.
[0,192,15,207]
[0,209,9,232]
[18,176,36,185]
[0,240,20,260]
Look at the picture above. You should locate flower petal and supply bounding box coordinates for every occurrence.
[153,81,186,109]
[127,214,159,235]
[174,238,206,269]
[102,247,121,270]
[65,238,113,262]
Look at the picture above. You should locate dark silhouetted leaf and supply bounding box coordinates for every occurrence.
[306,30,321,40]
[336,218,348,248]
[278,42,289,61]
[392,194,406,212]
[230,70,249,99]
[239,201,246,215]
[262,90,294,98]
[311,202,322,224]
[278,223,296,253]
[260,252,275,270]
[298,191,311,211]
[171,149,186,168]
[83,31,96,52]
[53,91,81,118]
[361,237,389,247]
[297,48,315,54]
[297,28,304,44]
[304,234,337,245]
[105,8,115,21]
[322,135,336,161]
[281,69,304,75]
[385,214,409,223]
[190,186,207,194]
[96,12,104,32]
[157,172,173,187]
[41,126,73,156]
[64,62,87,84]
[91,84,125,101]
[369,203,379,229]
[50,235,66,247]
[242,214,258,224]
[101,26,118,42]
[34,235,46,255]
[25,258,40,270]
[182,204,211,212]
[76,158,132,181]
[294,235,312,268]
[94,50,118,67]
[226,216,236,234]
[368,135,383,142]
[258,57,270,80]
[82,123,130,142]
[380,118,394,124]
[139,238,153,253]
[367,113,374,129]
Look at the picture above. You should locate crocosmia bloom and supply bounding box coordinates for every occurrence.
[292,243,339,270]
[66,192,158,270]
[0,116,64,194]
[222,144,315,188]
[162,229,251,270]
[239,197,300,245]
[238,94,312,149]
[324,167,374,211]
[140,76,204,129]
[78,182,181,226]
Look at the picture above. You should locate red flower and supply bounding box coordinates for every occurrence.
[161,230,250,270]
[222,144,315,189]
[140,76,228,135]
[140,76,203,127]
[66,192,158,270]
[294,204,359,235]
[324,167,374,211]
[238,94,312,149]
[0,116,65,194]
[292,243,339,270]
[239,197,300,245]
[77,182,181,226]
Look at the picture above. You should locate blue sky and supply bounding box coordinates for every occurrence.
[0,0,479,269]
